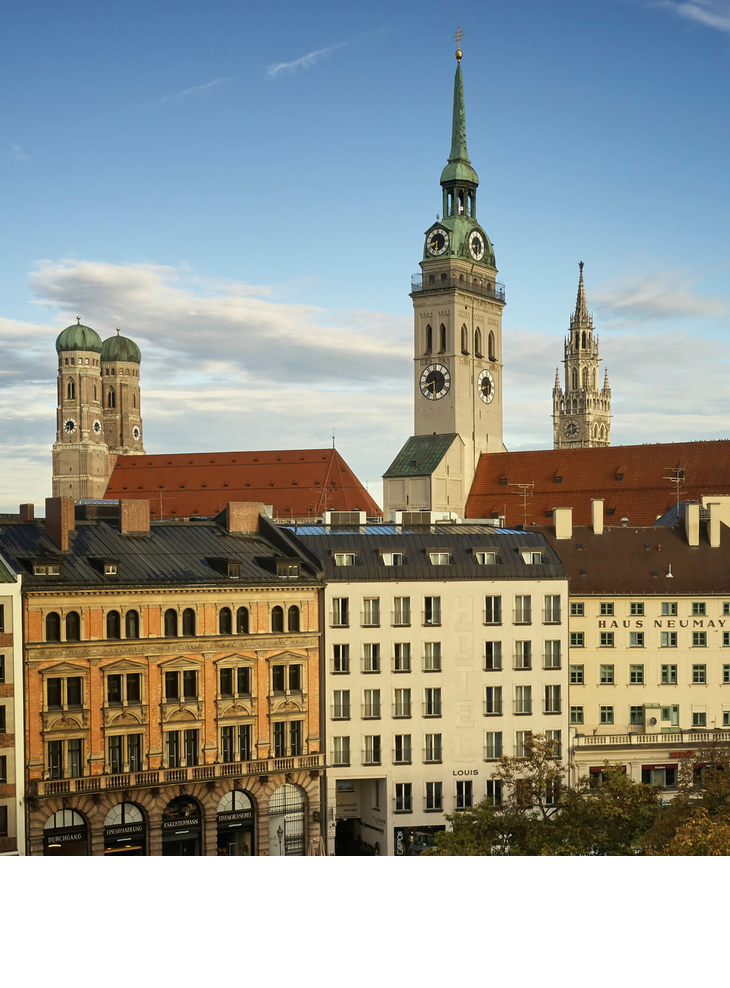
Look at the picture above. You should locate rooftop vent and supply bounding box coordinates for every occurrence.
[323,510,366,526]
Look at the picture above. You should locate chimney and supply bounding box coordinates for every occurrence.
[45,497,75,551]
[225,502,266,533]
[553,506,572,540]
[591,499,604,536]
[120,499,150,534]
[707,502,721,548]
[685,502,700,547]
[19,503,35,521]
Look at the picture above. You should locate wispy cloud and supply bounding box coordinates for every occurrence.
[267,41,348,78]
[158,77,232,104]
[649,1,730,34]
[591,271,727,323]
[8,143,28,162]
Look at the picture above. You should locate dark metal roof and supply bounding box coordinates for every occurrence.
[289,524,565,583]
[383,434,459,478]
[0,518,321,589]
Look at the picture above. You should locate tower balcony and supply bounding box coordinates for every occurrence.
[411,273,505,303]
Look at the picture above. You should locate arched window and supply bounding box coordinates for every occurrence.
[66,611,80,641]
[125,609,140,639]
[488,331,495,360]
[219,607,232,635]
[600,424,606,440]
[288,606,300,632]
[164,609,178,637]
[45,808,86,831]
[269,784,306,856]
[575,333,580,348]
[460,325,469,354]
[271,606,284,633]
[93,385,97,401]
[571,368,578,391]
[593,424,599,439]
[104,802,143,828]
[439,324,447,353]
[474,328,482,357]
[236,607,249,634]
[106,610,121,639]
[582,367,588,389]
[46,612,61,642]
[182,608,196,636]
[425,325,432,354]
[107,388,115,409]
[67,379,75,400]
[582,331,587,349]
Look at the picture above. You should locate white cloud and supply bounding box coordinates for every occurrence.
[591,271,726,323]
[157,77,232,104]
[649,1,730,33]
[8,143,28,162]
[267,41,348,77]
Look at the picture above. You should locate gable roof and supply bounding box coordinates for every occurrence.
[104,448,381,521]
[383,434,459,478]
[466,440,730,528]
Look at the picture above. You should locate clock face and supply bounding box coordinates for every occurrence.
[426,227,450,257]
[132,426,141,441]
[469,231,485,261]
[420,363,451,400]
[63,418,77,434]
[92,419,102,436]
[564,420,580,438]
[477,368,495,404]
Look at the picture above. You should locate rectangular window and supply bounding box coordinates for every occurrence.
[127,673,141,703]
[290,720,303,756]
[238,724,252,762]
[630,664,645,684]
[544,640,561,669]
[394,688,411,718]
[661,602,678,616]
[334,552,355,566]
[693,631,707,647]
[692,711,707,728]
[429,552,451,566]
[362,598,380,627]
[515,730,531,759]
[272,665,286,693]
[393,642,411,672]
[544,595,561,624]
[724,634,730,648]
[630,705,644,725]
[544,685,561,715]
[456,780,473,810]
[662,704,680,727]
[166,731,180,768]
[183,729,199,766]
[661,631,678,648]
[692,602,707,616]
[333,644,350,674]
[485,731,503,760]
[570,601,585,617]
[0,654,4,684]
[67,738,82,778]
[395,782,412,812]
[514,641,532,670]
[0,755,6,784]
[288,665,302,692]
[693,664,707,684]
[724,665,730,684]
[382,552,404,567]
[48,740,63,778]
[0,605,3,632]
[661,664,678,684]
[164,671,179,701]
[66,677,82,707]
[725,603,730,616]
[630,632,645,648]
[515,685,532,715]
[182,670,197,699]
[425,781,443,811]
[514,595,532,624]
[570,632,585,648]
[363,689,381,719]
[475,550,498,565]
[520,550,543,564]
[364,735,381,766]
[600,602,614,616]
[393,596,410,626]
[485,780,502,806]
[107,674,122,705]
[394,735,412,765]
[333,690,350,720]
[630,602,645,616]
[332,598,349,627]
[485,596,502,624]
[109,735,123,774]
[545,729,562,759]
[600,706,614,725]
[220,725,234,763]
[220,668,234,697]
[333,736,350,767]
[424,641,441,672]
[485,686,502,716]
[485,641,502,670]
[425,734,442,763]
[600,632,615,648]
[724,711,730,727]
[642,767,677,790]
[424,596,441,626]
[570,664,584,685]
[600,664,615,684]
[363,643,380,673]
[237,667,251,696]
[128,733,142,772]
[570,706,584,725]
[273,722,286,758]
[424,687,441,717]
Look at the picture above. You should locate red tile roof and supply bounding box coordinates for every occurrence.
[105,448,381,520]
[466,440,730,528]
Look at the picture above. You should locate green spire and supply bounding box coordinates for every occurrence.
[440,56,479,187]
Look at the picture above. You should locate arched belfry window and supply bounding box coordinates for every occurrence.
[571,368,578,391]
[107,388,116,409]
[575,333,580,349]
[237,607,249,634]
[67,379,75,400]
[425,325,432,355]
[460,325,469,355]
[439,324,447,353]
[488,331,495,360]
[271,606,284,633]
[582,331,587,349]
[288,606,300,632]
[474,328,482,357]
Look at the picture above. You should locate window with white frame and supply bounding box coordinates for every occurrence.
[475,550,498,565]
[514,641,532,670]
[393,596,410,626]
[362,598,380,627]
[661,602,678,616]
[393,688,411,718]
[661,631,678,648]
[485,596,502,624]
[515,730,531,759]
[334,553,356,566]
[333,736,350,766]
[428,552,451,566]
[424,688,441,717]
[424,641,441,671]
[333,643,350,674]
[485,641,502,670]
[544,685,561,715]
[424,596,441,625]
[485,779,502,806]
[515,685,532,715]
[363,689,381,719]
[393,642,411,672]
[363,735,381,765]
[394,735,411,765]
[425,734,442,763]
[514,595,531,624]
[520,550,543,564]
[381,552,404,567]
[544,595,561,624]
[333,690,350,720]
[363,643,380,673]
[395,782,412,812]
[332,598,349,627]
[456,780,473,810]
[485,731,503,759]
[545,730,562,759]
[485,686,502,716]
[544,640,561,669]
[425,781,442,810]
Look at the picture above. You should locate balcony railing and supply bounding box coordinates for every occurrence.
[29,752,325,797]
[574,730,730,748]
[411,273,505,304]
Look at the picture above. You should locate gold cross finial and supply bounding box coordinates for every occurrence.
[453,25,464,61]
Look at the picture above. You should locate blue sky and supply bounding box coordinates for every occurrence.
[2,0,730,510]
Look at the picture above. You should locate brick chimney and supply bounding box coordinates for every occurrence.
[45,497,75,551]
[19,503,35,521]
[553,506,572,540]
[225,502,266,534]
[685,502,700,547]
[120,499,150,534]
[591,499,604,536]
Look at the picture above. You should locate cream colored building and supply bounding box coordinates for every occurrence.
[0,549,24,854]
[293,517,568,855]
[544,501,730,796]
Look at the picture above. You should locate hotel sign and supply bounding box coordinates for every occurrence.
[598,620,727,629]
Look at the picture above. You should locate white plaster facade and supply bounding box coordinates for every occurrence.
[0,553,24,854]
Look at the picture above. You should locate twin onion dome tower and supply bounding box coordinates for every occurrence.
[52,318,144,499]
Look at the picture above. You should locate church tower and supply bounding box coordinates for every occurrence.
[553,262,611,448]
[383,37,506,518]
[100,329,145,455]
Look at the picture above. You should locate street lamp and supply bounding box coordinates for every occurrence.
[277,825,283,855]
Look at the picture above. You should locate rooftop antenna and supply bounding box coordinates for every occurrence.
[509,482,534,528]
[332,426,336,449]
[664,466,686,516]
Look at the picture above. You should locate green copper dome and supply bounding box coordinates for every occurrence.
[55,321,103,354]
[101,330,141,364]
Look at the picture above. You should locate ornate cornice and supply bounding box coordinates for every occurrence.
[27,635,318,662]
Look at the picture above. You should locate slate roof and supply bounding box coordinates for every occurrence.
[0,516,321,589]
[466,440,730,527]
[0,552,17,583]
[104,447,381,521]
[541,523,730,595]
[383,434,459,478]
[288,523,565,583]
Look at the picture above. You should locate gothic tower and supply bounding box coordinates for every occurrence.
[383,40,505,518]
[100,329,145,455]
[553,262,611,448]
